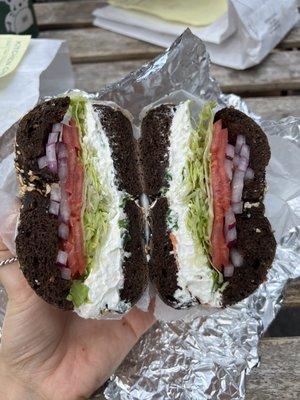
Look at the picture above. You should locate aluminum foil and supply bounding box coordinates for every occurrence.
[1,29,300,399]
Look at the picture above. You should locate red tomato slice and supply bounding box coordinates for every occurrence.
[61,119,86,277]
[210,121,230,270]
[63,121,81,149]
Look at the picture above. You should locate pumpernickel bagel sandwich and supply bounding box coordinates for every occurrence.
[140,101,276,308]
[15,92,147,317]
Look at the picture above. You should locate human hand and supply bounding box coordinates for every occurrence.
[0,239,155,400]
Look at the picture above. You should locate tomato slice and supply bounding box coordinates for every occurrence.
[169,232,178,252]
[61,119,85,277]
[210,120,230,270]
[63,120,81,149]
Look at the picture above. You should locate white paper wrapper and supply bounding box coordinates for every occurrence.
[1,30,300,399]
[0,39,74,138]
[93,0,298,69]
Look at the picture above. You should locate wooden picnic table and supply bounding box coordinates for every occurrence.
[34,2,300,399]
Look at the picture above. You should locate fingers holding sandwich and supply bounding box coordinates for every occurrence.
[0,237,33,302]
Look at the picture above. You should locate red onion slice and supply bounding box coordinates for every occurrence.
[58,158,68,183]
[58,222,69,240]
[37,156,48,169]
[232,202,243,214]
[224,159,233,181]
[230,248,243,267]
[226,144,235,159]
[237,156,249,172]
[233,155,240,168]
[240,144,250,160]
[225,226,237,246]
[48,131,59,144]
[57,142,68,159]
[46,143,57,173]
[62,114,71,125]
[52,123,61,133]
[235,135,245,154]
[49,200,60,215]
[224,264,234,277]
[231,169,245,203]
[59,189,70,223]
[245,167,254,180]
[56,250,68,265]
[50,184,61,202]
[61,267,71,280]
[225,208,236,230]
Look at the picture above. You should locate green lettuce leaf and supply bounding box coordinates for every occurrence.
[183,101,225,293]
[67,280,89,308]
[184,101,215,259]
[66,93,110,307]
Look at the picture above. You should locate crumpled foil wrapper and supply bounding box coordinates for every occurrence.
[1,30,300,399]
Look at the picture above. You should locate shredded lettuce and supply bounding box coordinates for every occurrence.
[184,101,215,259]
[66,93,110,307]
[183,101,225,293]
[67,280,89,308]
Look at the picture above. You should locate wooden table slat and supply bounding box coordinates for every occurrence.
[245,97,300,120]
[35,2,300,50]
[40,27,163,63]
[246,337,300,399]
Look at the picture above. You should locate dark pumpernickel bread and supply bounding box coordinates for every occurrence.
[15,97,70,190]
[93,104,142,198]
[16,191,73,310]
[149,198,179,307]
[120,200,148,305]
[222,213,276,305]
[215,107,270,201]
[215,108,276,305]
[139,104,176,197]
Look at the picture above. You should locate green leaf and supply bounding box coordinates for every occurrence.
[183,101,223,291]
[67,93,111,305]
[67,281,89,308]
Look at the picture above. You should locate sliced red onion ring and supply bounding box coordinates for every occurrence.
[232,202,243,214]
[58,158,68,183]
[52,123,61,133]
[62,114,71,125]
[46,143,57,173]
[230,248,243,267]
[231,169,245,203]
[57,142,68,159]
[49,200,60,215]
[225,226,237,246]
[56,250,68,265]
[224,159,233,181]
[240,144,250,160]
[233,155,240,168]
[224,264,234,277]
[225,208,236,230]
[237,156,249,172]
[50,184,61,202]
[59,189,70,223]
[58,222,69,240]
[48,131,59,144]
[61,267,71,280]
[37,156,48,169]
[245,167,254,180]
[226,144,235,159]
[235,135,245,154]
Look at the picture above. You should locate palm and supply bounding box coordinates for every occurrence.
[0,247,154,400]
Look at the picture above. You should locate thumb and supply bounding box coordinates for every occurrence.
[0,238,32,301]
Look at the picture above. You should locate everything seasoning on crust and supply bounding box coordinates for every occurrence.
[140,102,276,308]
[15,93,147,317]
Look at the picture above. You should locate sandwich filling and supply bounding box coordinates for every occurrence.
[38,94,128,314]
[165,101,254,306]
